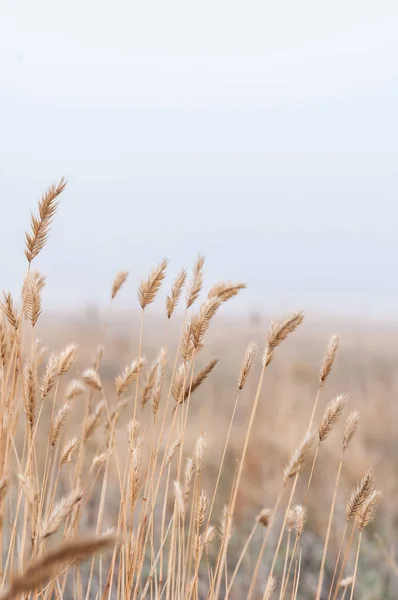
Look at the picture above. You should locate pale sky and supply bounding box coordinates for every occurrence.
[0,1,397,317]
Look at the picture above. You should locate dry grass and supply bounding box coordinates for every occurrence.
[0,179,396,599]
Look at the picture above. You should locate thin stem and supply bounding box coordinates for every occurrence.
[315,453,344,600]
[349,530,361,600]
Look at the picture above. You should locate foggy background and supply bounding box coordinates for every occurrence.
[1,1,397,318]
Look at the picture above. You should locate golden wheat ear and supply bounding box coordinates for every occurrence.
[25,177,66,263]
[0,535,115,600]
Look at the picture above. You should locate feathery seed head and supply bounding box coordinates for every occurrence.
[166,438,181,464]
[166,268,187,318]
[138,258,168,309]
[61,437,80,465]
[194,435,206,473]
[83,368,102,391]
[318,393,347,442]
[25,178,66,263]
[41,352,61,398]
[263,575,277,600]
[65,379,85,400]
[186,255,205,308]
[51,403,71,447]
[256,508,272,527]
[343,410,360,450]
[238,341,258,390]
[320,334,341,384]
[284,430,317,483]
[116,357,146,397]
[111,270,129,299]
[358,489,382,530]
[294,504,307,537]
[190,297,221,349]
[208,281,246,303]
[346,468,375,521]
[58,344,78,376]
[173,480,185,516]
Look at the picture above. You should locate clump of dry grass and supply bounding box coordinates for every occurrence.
[0,179,388,600]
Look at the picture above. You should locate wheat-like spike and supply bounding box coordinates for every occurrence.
[358,489,382,530]
[186,255,205,308]
[190,297,221,349]
[90,452,111,473]
[83,368,102,391]
[192,532,202,560]
[84,401,105,440]
[287,509,296,531]
[183,457,194,500]
[263,574,277,600]
[2,292,18,330]
[320,334,341,385]
[262,311,304,367]
[65,379,85,400]
[267,311,304,350]
[318,394,347,442]
[138,258,168,309]
[256,508,272,527]
[238,341,259,390]
[166,268,187,318]
[294,504,307,537]
[116,357,146,397]
[33,269,46,290]
[208,281,246,303]
[346,468,374,520]
[173,480,185,516]
[129,438,143,504]
[151,348,167,416]
[165,438,181,465]
[111,270,129,299]
[141,361,158,408]
[61,437,80,465]
[51,403,71,447]
[0,475,9,503]
[196,491,208,529]
[41,352,61,398]
[1,535,115,600]
[194,435,206,473]
[183,358,218,403]
[172,363,185,403]
[204,525,216,548]
[23,357,38,431]
[181,320,195,363]
[24,178,66,263]
[23,272,42,327]
[128,419,140,447]
[284,430,317,483]
[0,318,9,365]
[41,489,84,539]
[218,505,233,542]
[343,410,360,450]
[58,344,78,376]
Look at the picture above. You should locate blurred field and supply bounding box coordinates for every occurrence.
[34,309,398,599]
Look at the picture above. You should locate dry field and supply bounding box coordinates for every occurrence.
[0,179,397,600]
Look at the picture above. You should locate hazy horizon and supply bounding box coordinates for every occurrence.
[1,1,397,318]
